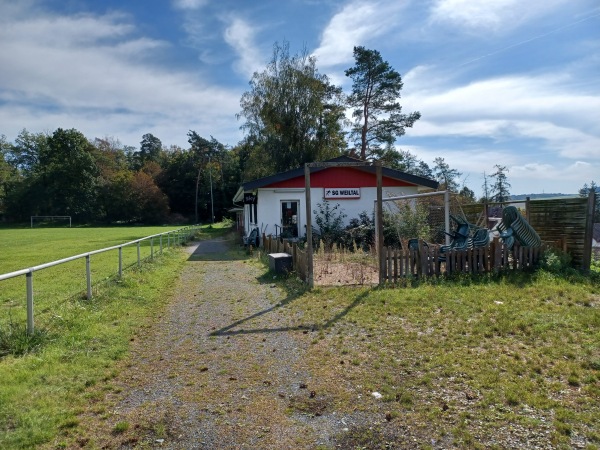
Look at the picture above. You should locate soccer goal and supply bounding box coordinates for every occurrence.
[30,216,72,228]
[377,191,451,246]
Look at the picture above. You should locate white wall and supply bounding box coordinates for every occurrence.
[251,185,420,237]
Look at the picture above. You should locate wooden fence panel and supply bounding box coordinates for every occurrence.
[380,242,543,283]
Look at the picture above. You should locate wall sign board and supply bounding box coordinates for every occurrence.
[324,188,361,199]
[244,193,257,204]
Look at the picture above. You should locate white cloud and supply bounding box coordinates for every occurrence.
[0,4,242,148]
[313,0,408,68]
[402,71,600,161]
[428,0,568,33]
[223,17,264,78]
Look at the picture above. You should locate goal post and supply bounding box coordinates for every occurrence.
[31,216,72,228]
[376,190,451,246]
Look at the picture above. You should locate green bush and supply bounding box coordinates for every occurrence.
[539,248,572,274]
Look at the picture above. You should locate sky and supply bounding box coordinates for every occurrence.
[0,0,599,197]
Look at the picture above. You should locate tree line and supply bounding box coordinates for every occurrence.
[3,42,589,225]
[0,129,239,224]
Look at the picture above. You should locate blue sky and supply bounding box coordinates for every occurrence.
[0,0,598,196]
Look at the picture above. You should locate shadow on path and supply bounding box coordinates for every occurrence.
[210,289,370,337]
[186,237,248,262]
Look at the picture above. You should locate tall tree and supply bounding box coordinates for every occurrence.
[490,165,511,202]
[4,129,48,174]
[37,128,100,220]
[238,41,346,177]
[0,135,15,217]
[136,133,163,169]
[345,46,421,160]
[481,171,491,202]
[375,146,433,179]
[433,157,461,192]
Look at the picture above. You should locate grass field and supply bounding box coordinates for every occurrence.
[0,225,193,330]
[0,223,230,448]
[274,270,600,448]
[1,227,599,448]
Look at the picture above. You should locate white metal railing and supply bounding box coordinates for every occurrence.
[0,225,200,335]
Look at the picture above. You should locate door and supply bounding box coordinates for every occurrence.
[281,201,299,238]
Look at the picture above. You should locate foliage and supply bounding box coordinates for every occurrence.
[314,207,424,252]
[1,127,240,224]
[433,157,461,192]
[490,164,511,202]
[313,202,347,249]
[136,133,164,169]
[481,170,491,202]
[238,41,346,178]
[387,199,431,243]
[345,46,421,160]
[374,146,433,178]
[458,185,476,202]
[538,247,578,277]
[36,128,100,221]
[344,211,375,250]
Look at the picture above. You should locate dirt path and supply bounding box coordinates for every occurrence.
[76,237,343,449]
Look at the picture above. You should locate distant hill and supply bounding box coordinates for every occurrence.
[510,193,578,201]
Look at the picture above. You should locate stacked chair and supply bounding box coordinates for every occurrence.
[496,206,541,250]
[439,215,490,261]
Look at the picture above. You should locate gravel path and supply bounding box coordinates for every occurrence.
[76,237,345,449]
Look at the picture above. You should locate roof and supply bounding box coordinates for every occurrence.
[238,155,439,192]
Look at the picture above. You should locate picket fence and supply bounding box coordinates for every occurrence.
[260,234,544,285]
[380,239,544,282]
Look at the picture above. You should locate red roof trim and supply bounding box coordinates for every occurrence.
[264,166,415,188]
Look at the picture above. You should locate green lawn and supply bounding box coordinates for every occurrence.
[0,223,229,449]
[279,271,600,448]
[1,227,598,448]
[0,226,192,329]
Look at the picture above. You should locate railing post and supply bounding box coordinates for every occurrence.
[137,242,141,267]
[151,237,154,259]
[86,255,92,300]
[118,246,123,278]
[167,232,170,248]
[26,272,34,335]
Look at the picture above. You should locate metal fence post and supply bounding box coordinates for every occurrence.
[118,246,123,278]
[86,255,92,300]
[26,272,34,335]
[137,242,141,267]
[167,232,170,248]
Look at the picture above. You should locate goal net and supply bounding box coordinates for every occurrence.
[381,191,485,247]
[30,216,72,228]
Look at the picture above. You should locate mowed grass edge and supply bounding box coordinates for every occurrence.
[0,224,228,449]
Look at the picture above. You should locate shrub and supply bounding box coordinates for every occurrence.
[314,202,346,249]
[539,248,572,274]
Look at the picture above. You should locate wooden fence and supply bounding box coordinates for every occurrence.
[462,193,596,271]
[381,239,543,282]
[261,234,308,281]
[261,233,544,285]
